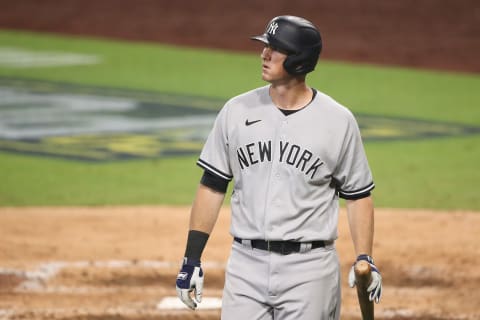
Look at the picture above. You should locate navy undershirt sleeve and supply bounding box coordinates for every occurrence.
[200,170,229,193]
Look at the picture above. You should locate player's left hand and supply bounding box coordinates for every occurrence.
[176,257,204,310]
[348,254,382,303]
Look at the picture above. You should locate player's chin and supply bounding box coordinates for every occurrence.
[262,73,283,83]
[261,70,272,81]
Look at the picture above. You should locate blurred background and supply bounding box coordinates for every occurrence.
[1,0,479,73]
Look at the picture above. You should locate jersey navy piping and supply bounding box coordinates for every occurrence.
[197,159,233,181]
[339,181,375,199]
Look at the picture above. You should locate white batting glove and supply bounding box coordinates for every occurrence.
[348,254,382,303]
[176,257,204,310]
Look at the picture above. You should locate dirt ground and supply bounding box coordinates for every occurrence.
[0,206,479,320]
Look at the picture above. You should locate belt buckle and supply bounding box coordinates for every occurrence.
[266,240,294,255]
[282,242,295,255]
[267,240,280,253]
[278,241,294,255]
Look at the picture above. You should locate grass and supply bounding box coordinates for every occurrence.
[0,30,479,209]
[366,135,480,210]
[0,152,201,206]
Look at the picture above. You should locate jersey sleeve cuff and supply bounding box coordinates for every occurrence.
[197,159,233,181]
[339,182,375,200]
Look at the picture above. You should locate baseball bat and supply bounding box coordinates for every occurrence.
[354,260,374,320]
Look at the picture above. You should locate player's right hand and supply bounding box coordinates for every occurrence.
[176,257,204,310]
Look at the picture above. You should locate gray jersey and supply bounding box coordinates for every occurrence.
[197,85,374,242]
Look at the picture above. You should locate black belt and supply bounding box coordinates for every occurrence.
[234,237,327,255]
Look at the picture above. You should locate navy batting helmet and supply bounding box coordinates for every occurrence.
[251,15,322,75]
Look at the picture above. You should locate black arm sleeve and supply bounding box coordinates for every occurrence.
[200,169,229,193]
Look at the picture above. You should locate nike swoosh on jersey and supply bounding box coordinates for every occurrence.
[245,119,262,126]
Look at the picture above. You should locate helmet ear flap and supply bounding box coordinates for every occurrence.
[283,50,318,75]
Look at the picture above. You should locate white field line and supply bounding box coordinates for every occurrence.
[0,47,101,68]
[0,259,225,292]
[2,261,478,319]
[157,296,222,310]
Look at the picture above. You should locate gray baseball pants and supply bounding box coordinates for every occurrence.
[221,240,341,320]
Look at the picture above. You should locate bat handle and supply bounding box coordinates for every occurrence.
[354,260,374,320]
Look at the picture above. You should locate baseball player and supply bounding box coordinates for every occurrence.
[176,15,382,320]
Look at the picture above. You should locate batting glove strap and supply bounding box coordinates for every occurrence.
[356,254,375,265]
[353,254,378,272]
[175,258,204,310]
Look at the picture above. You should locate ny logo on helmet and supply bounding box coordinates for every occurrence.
[266,22,279,35]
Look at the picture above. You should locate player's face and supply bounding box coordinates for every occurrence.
[260,45,291,82]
